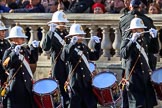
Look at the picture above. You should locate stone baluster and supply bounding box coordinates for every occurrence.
[112,27,121,57]
[89,25,97,36]
[28,26,38,45]
[40,26,47,48]
[101,26,112,60]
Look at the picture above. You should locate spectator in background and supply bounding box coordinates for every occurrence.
[7,0,20,9]
[9,0,45,13]
[92,2,106,14]
[45,0,58,13]
[113,0,124,13]
[120,0,130,14]
[0,0,10,13]
[155,0,162,8]
[148,2,161,14]
[64,0,94,13]
[105,0,124,13]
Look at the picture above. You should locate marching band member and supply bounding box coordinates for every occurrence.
[120,16,158,108]
[61,23,101,108]
[42,10,70,108]
[0,21,10,86]
[0,21,10,108]
[2,25,39,108]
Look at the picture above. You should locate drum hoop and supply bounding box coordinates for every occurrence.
[33,78,58,95]
[92,71,117,89]
[92,81,118,89]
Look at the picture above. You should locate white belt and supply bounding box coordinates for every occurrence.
[74,48,90,71]
[54,32,65,45]
[19,54,33,78]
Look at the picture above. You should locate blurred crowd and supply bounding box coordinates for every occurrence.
[0,0,161,14]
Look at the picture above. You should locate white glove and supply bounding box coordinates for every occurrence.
[91,36,100,43]
[48,23,57,32]
[32,40,40,48]
[131,32,141,42]
[149,28,158,38]
[70,36,78,45]
[14,45,21,55]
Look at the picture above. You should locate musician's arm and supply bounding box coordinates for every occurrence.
[42,31,53,51]
[2,49,19,70]
[88,43,101,61]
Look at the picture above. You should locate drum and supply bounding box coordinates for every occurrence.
[92,71,121,106]
[151,68,162,100]
[33,78,61,108]
[89,61,98,77]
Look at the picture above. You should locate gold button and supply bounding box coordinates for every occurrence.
[83,75,85,77]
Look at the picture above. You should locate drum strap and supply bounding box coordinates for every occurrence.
[54,32,65,46]
[74,48,90,71]
[135,42,151,69]
[19,54,33,78]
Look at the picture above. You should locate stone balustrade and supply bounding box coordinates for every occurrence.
[1,13,162,61]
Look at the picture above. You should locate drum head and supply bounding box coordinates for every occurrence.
[33,78,57,94]
[89,62,95,73]
[92,71,117,88]
[151,69,162,84]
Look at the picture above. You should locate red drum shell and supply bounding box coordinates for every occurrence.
[92,71,121,106]
[33,78,61,108]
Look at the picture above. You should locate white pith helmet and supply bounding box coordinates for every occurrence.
[48,10,69,24]
[126,17,147,31]
[66,23,86,37]
[0,21,8,31]
[6,25,28,39]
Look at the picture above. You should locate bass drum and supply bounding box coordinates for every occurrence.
[92,71,121,106]
[33,78,62,108]
[151,68,162,100]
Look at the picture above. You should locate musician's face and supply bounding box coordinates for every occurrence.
[56,22,66,30]
[76,35,84,43]
[10,38,26,45]
[0,30,6,40]
[131,28,144,33]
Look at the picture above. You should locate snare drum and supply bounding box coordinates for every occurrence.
[89,62,97,77]
[92,71,121,106]
[33,78,61,108]
[151,68,162,100]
